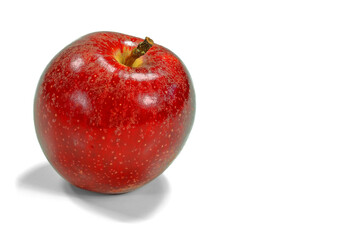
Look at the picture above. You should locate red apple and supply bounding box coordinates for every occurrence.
[34,32,195,194]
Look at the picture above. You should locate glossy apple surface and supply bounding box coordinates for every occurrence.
[34,32,195,194]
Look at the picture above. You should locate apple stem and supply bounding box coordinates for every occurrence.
[124,37,154,67]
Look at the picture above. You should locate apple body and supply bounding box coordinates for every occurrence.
[34,32,195,194]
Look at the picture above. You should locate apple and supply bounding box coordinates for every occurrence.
[34,32,195,194]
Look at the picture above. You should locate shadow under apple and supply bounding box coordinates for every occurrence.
[17,163,170,222]
[17,164,65,196]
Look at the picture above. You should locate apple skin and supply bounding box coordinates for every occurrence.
[34,32,195,194]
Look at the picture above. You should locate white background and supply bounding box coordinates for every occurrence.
[1,0,360,239]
